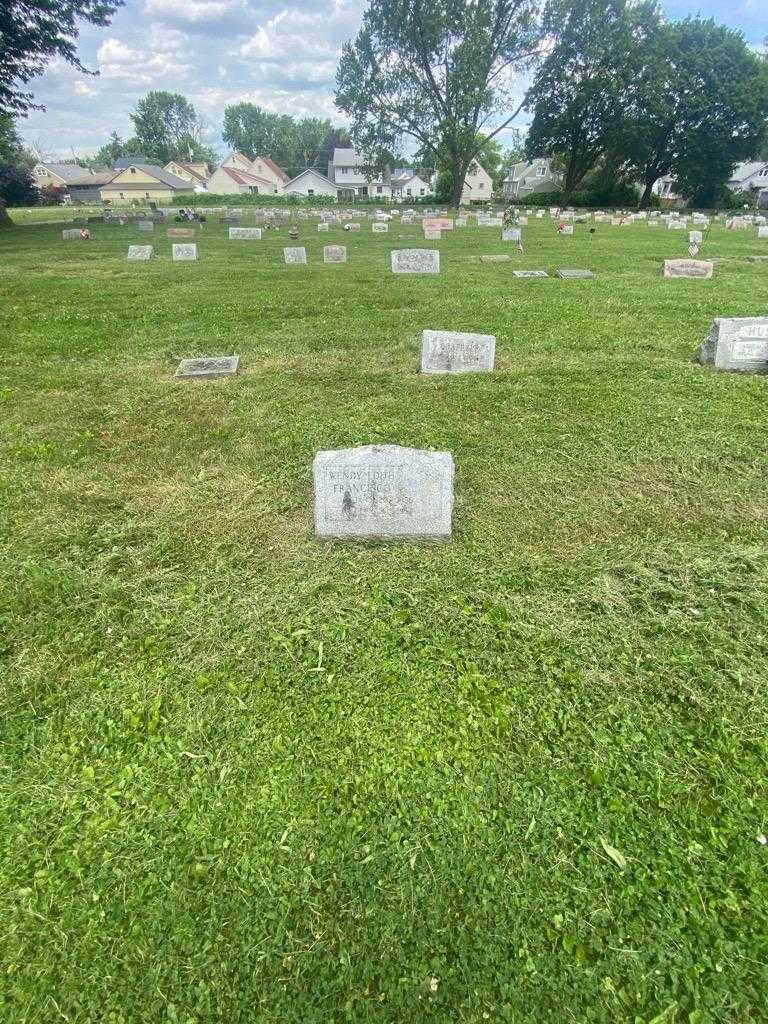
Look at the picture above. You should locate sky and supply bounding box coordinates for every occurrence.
[17,0,768,161]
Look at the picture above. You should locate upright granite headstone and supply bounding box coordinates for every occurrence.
[127,245,153,261]
[172,244,198,261]
[229,227,262,240]
[420,330,495,374]
[372,223,389,233]
[313,445,454,540]
[391,249,440,274]
[175,356,240,380]
[697,318,768,373]
[137,220,154,232]
[502,227,521,242]
[758,226,768,239]
[689,231,703,244]
[663,259,713,279]
[324,245,347,263]
[284,247,307,264]
[424,228,442,240]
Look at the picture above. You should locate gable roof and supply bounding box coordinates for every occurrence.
[332,148,360,165]
[114,156,149,169]
[284,168,337,188]
[37,163,94,184]
[166,161,208,184]
[112,164,192,188]
[729,161,767,183]
[255,156,290,183]
[215,165,274,188]
[68,169,118,186]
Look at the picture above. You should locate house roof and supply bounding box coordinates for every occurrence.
[109,164,193,189]
[114,156,149,169]
[166,161,208,184]
[729,161,767,183]
[37,163,95,184]
[285,168,337,188]
[215,165,274,188]
[332,148,360,165]
[68,169,118,186]
[256,156,290,183]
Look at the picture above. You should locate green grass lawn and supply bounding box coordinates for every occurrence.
[1,213,767,1023]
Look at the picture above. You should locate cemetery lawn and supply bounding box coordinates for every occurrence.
[2,214,768,1024]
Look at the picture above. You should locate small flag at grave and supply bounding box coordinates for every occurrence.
[688,244,700,258]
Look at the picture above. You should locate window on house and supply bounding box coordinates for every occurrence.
[145,192,150,198]
[377,185,382,193]
[308,189,314,195]
[420,188,425,196]
[340,167,349,173]
[406,188,412,196]
[119,192,125,199]
[130,167,136,174]
[537,166,546,177]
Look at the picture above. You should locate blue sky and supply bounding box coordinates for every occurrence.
[17,0,768,161]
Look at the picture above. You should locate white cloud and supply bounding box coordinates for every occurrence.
[144,0,247,24]
[96,34,191,83]
[73,81,98,96]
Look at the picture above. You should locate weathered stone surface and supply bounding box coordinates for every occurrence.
[324,245,347,263]
[391,249,440,274]
[559,225,574,235]
[698,318,768,372]
[137,221,154,232]
[313,445,454,540]
[167,228,195,239]
[556,268,594,279]
[172,244,198,261]
[127,245,153,261]
[513,270,549,278]
[344,223,361,231]
[175,356,239,380]
[424,218,453,232]
[420,330,495,375]
[480,255,511,263]
[424,228,442,240]
[284,247,307,264]
[758,226,768,239]
[317,222,330,232]
[663,259,713,279]
[502,227,521,242]
[455,218,467,227]
[229,227,262,240]
[372,222,389,233]
[62,229,82,240]
[689,231,703,244]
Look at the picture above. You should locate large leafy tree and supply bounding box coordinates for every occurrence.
[0,0,122,115]
[222,103,334,177]
[621,18,768,207]
[335,0,543,207]
[130,91,214,166]
[525,0,661,200]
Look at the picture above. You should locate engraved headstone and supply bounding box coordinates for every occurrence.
[172,244,198,261]
[424,228,441,240]
[175,356,239,380]
[391,249,440,274]
[697,318,768,372]
[663,259,713,279]
[513,270,549,278]
[372,223,389,233]
[559,225,574,235]
[284,247,307,264]
[229,227,262,240]
[758,226,768,239]
[137,220,154,232]
[480,255,511,263]
[324,245,347,263]
[502,228,521,242]
[127,245,153,261]
[318,222,330,232]
[344,223,361,231]
[556,268,594,279]
[420,330,495,375]
[689,231,703,244]
[313,445,454,540]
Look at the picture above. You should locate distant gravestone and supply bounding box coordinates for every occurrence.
[229,227,262,240]
[689,231,703,244]
[513,270,549,278]
[502,227,521,242]
[137,220,154,232]
[758,226,768,239]
[168,228,195,239]
[663,259,713,279]
[455,218,467,227]
[172,244,198,261]
[324,245,347,263]
[559,225,574,236]
[344,223,361,231]
[697,318,768,372]
[175,356,240,380]
[62,229,83,240]
[420,330,495,375]
[313,445,454,540]
[372,223,389,233]
[284,247,307,265]
[556,268,594,279]
[317,222,330,232]
[391,249,440,274]
[480,255,511,263]
[127,245,153,261]
[424,228,442,240]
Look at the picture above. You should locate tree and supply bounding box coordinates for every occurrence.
[525,0,661,200]
[0,113,35,225]
[222,104,334,177]
[0,0,123,116]
[335,0,544,207]
[621,18,768,207]
[130,91,214,165]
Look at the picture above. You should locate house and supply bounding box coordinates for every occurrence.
[100,164,195,203]
[460,160,493,204]
[164,161,210,188]
[282,168,339,198]
[390,168,432,199]
[727,161,768,194]
[114,156,149,169]
[652,176,684,203]
[250,157,290,194]
[206,164,275,195]
[504,158,562,198]
[222,152,256,174]
[32,162,94,190]
[327,148,391,200]
[67,168,118,203]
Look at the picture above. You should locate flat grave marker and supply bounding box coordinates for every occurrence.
[663,259,713,279]
[168,228,195,239]
[172,244,198,261]
[229,227,262,240]
[284,247,307,265]
[175,356,239,381]
[372,223,389,233]
[324,245,347,263]
[127,245,153,261]
[137,221,154,232]
[513,270,549,278]
[556,268,594,279]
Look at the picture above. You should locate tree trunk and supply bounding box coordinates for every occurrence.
[0,199,13,228]
[638,180,655,208]
[451,161,464,208]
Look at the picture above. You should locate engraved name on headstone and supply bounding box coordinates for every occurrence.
[284,247,307,264]
[324,245,347,263]
[420,330,495,375]
[313,445,454,540]
[317,222,330,232]
[502,227,521,242]
[391,249,440,274]
[137,220,154,232]
[697,318,768,372]
[127,245,153,261]
[372,223,389,233]
[229,227,262,240]
[663,259,713,279]
[513,270,549,277]
[172,244,198,261]
[175,356,240,380]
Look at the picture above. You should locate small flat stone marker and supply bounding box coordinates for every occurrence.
[324,245,347,263]
[698,318,768,372]
[663,259,713,279]
[480,255,511,263]
[372,223,388,233]
[229,227,262,240]
[317,222,329,232]
[172,244,198,261]
[175,356,239,380]
[556,268,594,279]
[168,228,195,239]
[137,221,154,232]
[513,270,549,278]
[420,330,495,375]
[424,228,441,240]
[127,245,153,261]
[391,249,440,274]
[559,225,574,235]
[313,444,454,540]
[284,247,307,264]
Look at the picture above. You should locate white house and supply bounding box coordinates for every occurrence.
[390,168,432,199]
[222,152,256,174]
[727,161,768,194]
[652,176,684,203]
[430,160,494,204]
[504,158,562,198]
[283,168,339,198]
[249,156,290,194]
[328,148,391,200]
[207,165,275,195]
